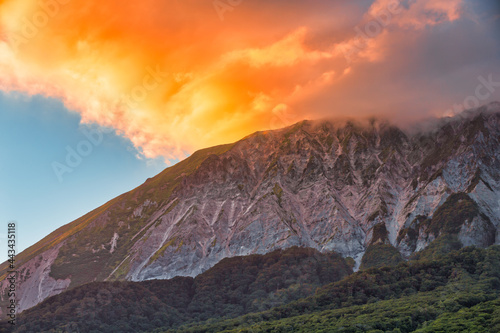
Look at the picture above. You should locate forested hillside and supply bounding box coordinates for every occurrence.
[6,247,351,332]
[165,246,500,333]
[2,245,499,332]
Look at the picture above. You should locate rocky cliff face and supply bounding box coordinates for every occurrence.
[2,103,500,313]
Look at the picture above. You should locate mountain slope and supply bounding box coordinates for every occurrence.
[168,245,500,333]
[1,103,500,313]
[8,245,500,332]
[10,247,351,332]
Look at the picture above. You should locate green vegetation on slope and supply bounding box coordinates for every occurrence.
[410,234,463,261]
[427,193,485,235]
[6,245,500,333]
[359,243,403,270]
[164,245,500,333]
[9,247,351,333]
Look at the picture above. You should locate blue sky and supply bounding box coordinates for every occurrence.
[0,92,167,261]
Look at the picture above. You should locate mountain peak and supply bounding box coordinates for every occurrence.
[1,103,499,314]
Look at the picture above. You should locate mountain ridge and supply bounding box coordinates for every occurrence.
[1,103,499,313]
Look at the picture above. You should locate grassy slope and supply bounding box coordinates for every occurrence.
[0,143,235,282]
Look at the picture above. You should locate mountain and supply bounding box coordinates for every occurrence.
[168,245,500,333]
[7,245,500,332]
[1,103,500,313]
[10,246,352,332]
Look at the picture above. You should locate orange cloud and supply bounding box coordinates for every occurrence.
[0,0,477,161]
[222,28,332,67]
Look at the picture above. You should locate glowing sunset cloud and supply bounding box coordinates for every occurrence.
[0,0,498,161]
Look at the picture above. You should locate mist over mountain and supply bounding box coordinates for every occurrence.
[1,103,499,314]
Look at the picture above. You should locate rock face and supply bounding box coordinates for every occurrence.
[1,103,500,313]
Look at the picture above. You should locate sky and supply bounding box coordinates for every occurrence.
[0,92,167,259]
[0,0,500,256]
